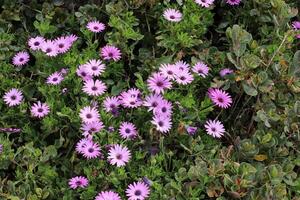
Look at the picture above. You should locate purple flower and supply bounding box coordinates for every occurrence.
[151,115,172,133]
[12,51,30,66]
[292,21,300,30]
[101,45,122,61]
[46,72,64,85]
[143,93,164,111]
[142,177,152,186]
[186,126,198,135]
[226,0,241,5]
[153,99,172,117]
[30,101,50,118]
[192,61,210,78]
[3,88,23,107]
[107,126,115,133]
[81,121,104,138]
[76,138,93,154]
[119,88,143,108]
[163,8,182,22]
[103,96,121,113]
[147,72,172,94]
[107,144,131,167]
[159,63,178,80]
[208,88,232,109]
[54,36,72,54]
[68,176,89,189]
[195,0,214,7]
[82,79,107,96]
[174,70,194,85]
[41,40,58,57]
[28,36,45,50]
[95,191,121,200]
[204,119,225,138]
[65,34,78,43]
[76,65,93,81]
[84,59,106,77]
[119,122,138,140]
[219,68,234,77]
[126,181,150,200]
[79,106,100,124]
[0,128,21,133]
[0,144,3,154]
[86,20,105,33]
[82,141,101,159]
[174,60,189,72]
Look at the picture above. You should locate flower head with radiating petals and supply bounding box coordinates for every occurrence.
[103,96,121,113]
[95,190,122,200]
[153,100,172,117]
[292,21,300,30]
[87,20,105,33]
[163,8,182,22]
[186,126,198,136]
[46,72,64,85]
[119,88,143,108]
[220,68,234,77]
[31,101,50,118]
[174,60,189,72]
[108,144,131,167]
[101,45,122,61]
[76,138,93,154]
[226,0,241,5]
[81,121,104,138]
[205,119,225,138]
[65,34,78,43]
[192,62,209,77]
[3,88,23,107]
[77,65,93,81]
[28,36,45,50]
[174,70,194,85]
[83,79,107,96]
[195,0,215,7]
[54,36,72,54]
[143,93,164,111]
[68,176,89,189]
[79,106,100,123]
[82,141,101,159]
[151,115,172,133]
[208,88,232,109]
[12,51,30,66]
[159,63,178,80]
[84,59,106,77]
[126,181,150,200]
[41,40,58,57]
[119,122,138,140]
[147,72,172,94]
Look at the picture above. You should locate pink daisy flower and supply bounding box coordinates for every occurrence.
[126,181,150,200]
[204,119,225,138]
[163,8,182,22]
[76,65,93,81]
[41,40,58,57]
[192,61,210,77]
[95,191,122,200]
[46,72,64,85]
[86,20,105,33]
[65,34,78,43]
[30,101,50,118]
[12,51,30,66]
[143,93,164,111]
[226,0,241,5]
[219,68,234,77]
[54,36,72,54]
[100,45,122,61]
[108,144,131,167]
[174,60,189,72]
[292,21,300,30]
[151,115,172,133]
[159,63,178,80]
[208,88,232,109]
[82,79,107,96]
[153,100,172,117]
[147,72,172,94]
[81,121,104,138]
[3,88,23,107]
[75,138,93,154]
[119,88,143,108]
[103,96,121,113]
[28,36,45,50]
[174,70,194,85]
[68,176,89,189]
[79,106,100,124]
[119,122,138,140]
[84,59,106,76]
[195,0,215,7]
[82,141,101,159]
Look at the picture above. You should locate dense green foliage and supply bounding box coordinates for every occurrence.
[0,0,300,199]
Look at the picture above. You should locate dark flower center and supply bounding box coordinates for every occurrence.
[217,97,224,103]
[130,101,135,105]
[134,190,142,196]
[88,148,94,153]
[167,71,173,75]
[116,153,122,160]
[158,121,164,127]
[92,66,97,71]
[58,44,64,48]
[11,95,16,100]
[86,114,92,119]
[90,127,96,132]
[46,48,52,53]
[38,108,43,113]
[125,128,131,134]
[76,181,82,186]
[211,127,216,132]
[91,86,98,91]
[152,102,158,107]
[108,52,113,57]
[94,26,99,30]
[161,107,167,113]
[156,81,163,87]
[52,77,58,82]
[34,41,40,46]
[19,58,24,62]
[198,69,203,73]
[170,15,175,19]
[110,104,116,108]
[81,72,86,77]
[180,76,186,81]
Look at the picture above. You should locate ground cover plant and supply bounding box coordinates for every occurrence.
[0,0,300,199]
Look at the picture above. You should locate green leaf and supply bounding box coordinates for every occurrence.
[242,82,258,96]
[240,54,261,69]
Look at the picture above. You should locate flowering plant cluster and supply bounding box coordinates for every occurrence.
[0,0,299,199]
